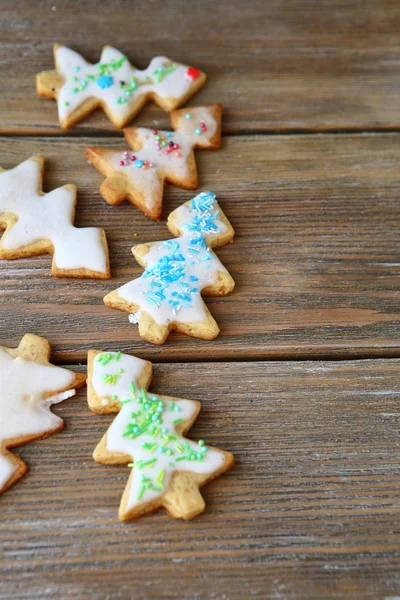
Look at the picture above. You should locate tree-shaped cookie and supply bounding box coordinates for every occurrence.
[0,334,86,494]
[88,349,234,521]
[86,104,221,220]
[36,45,206,130]
[104,192,235,344]
[0,156,110,278]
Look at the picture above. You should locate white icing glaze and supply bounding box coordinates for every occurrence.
[92,351,225,511]
[105,107,217,210]
[0,158,108,274]
[91,352,149,400]
[56,46,202,124]
[116,192,230,326]
[0,348,76,490]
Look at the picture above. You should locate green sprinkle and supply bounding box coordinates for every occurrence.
[112,394,118,400]
[156,468,165,486]
[103,373,120,385]
[130,381,136,396]
[152,426,161,439]
[169,402,175,412]
[198,440,205,446]
[141,458,157,469]
[175,456,186,462]
[173,418,183,424]
[72,76,79,82]
[98,352,113,366]
[143,442,157,453]
[128,463,134,468]
[115,351,121,361]
[175,444,184,453]
[86,74,95,81]
[64,101,69,107]
[119,368,124,374]
[153,64,176,83]
[137,484,146,500]
[119,398,131,405]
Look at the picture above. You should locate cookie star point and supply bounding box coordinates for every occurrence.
[0,334,86,494]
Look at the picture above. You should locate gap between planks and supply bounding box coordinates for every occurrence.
[53,351,400,367]
[3,127,400,138]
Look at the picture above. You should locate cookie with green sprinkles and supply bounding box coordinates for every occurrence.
[36,45,206,130]
[88,349,234,521]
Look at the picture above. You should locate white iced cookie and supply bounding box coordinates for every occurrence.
[0,156,110,278]
[36,45,207,130]
[0,334,86,494]
[86,104,222,220]
[103,192,235,345]
[88,349,234,521]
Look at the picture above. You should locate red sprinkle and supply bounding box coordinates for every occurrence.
[131,155,136,161]
[120,160,125,166]
[174,143,179,150]
[186,67,201,80]
[153,130,158,135]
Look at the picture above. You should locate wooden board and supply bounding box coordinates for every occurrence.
[0,134,399,362]
[0,359,399,600]
[2,0,400,134]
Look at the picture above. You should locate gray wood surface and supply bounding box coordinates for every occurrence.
[0,134,398,362]
[0,360,399,600]
[1,1,400,598]
[1,0,400,134]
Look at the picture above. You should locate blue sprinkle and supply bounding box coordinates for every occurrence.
[96,75,114,89]
[190,275,199,282]
[135,160,144,168]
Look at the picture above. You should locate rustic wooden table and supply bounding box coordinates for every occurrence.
[0,1,399,599]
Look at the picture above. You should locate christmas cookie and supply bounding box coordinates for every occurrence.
[0,334,86,494]
[0,156,110,278]
[36,45,206,130]
[104,191,235,344]
[88,349,234,520]
[86,104,222,221]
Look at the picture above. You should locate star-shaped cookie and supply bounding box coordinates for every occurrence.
[104,192,235,345]
[36,45,206,130]
[0,334,86,494]
[86,104,222,220]
[0,156,110,278]
[88,349,234,521]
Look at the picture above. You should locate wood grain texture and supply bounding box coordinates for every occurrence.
[0,134,398,361]
[2,0,400,134]
[0,359,399,599]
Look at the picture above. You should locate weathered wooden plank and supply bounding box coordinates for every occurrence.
[0,134,399,361]
[1,0,400,133]
[0,359,399,599]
